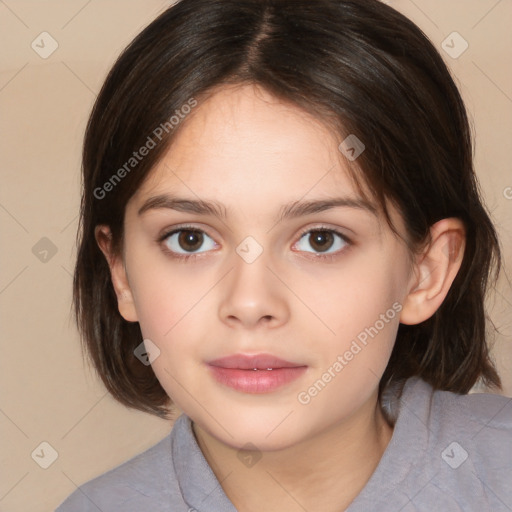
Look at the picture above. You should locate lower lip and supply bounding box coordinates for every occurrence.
[208,366,307,393]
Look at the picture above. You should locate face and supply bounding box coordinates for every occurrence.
[117,84,415,450]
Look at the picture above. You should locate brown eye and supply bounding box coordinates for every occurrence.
[308,231,334,252]
[163,228,216,255]
[295,229,348,255]
[178,230,203,252]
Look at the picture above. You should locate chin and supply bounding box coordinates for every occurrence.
[199,410,312,451]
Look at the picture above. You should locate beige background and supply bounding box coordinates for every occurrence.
[0,1,511,511]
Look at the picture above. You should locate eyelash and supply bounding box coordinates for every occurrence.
[157,224,352,262]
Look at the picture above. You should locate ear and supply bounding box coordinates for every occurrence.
[400,218,465,325]
[95,225,138,322]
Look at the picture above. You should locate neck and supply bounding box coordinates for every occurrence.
[192,390,394,512]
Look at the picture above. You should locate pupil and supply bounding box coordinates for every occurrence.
[310,231,333,252]
[179,230,203,252]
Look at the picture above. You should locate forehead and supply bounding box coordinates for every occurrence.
[132,84,364,206]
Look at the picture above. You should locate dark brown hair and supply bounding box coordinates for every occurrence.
[73,0,501,419]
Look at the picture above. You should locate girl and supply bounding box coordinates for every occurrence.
[57,0,511,510]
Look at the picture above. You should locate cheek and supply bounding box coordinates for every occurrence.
[126,244,215,339]
[313,249,407,335]
[127,256,210,402]
[301,246,408,385]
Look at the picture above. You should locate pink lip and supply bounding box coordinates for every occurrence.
[207,353,307,393]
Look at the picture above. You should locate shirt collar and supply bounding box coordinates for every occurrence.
[171,413,238,511]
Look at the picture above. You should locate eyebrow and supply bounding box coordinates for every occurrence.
[137,193,377,220]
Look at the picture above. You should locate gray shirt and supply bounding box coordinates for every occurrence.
[55,376,512,511]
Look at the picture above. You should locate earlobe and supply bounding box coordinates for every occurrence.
[400,218,465,325]
[95,225,139,322]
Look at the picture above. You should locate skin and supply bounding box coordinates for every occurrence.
[97,84,465,511]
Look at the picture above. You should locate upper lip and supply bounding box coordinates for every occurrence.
[207,353,306,370]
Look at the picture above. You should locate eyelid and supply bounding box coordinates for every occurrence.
[296,224,352,243]
[157,223,217,243]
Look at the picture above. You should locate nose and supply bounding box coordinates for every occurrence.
[218,250,290,330]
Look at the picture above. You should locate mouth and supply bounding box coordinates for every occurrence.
[207,353,308,393]
[208,353,305,370]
